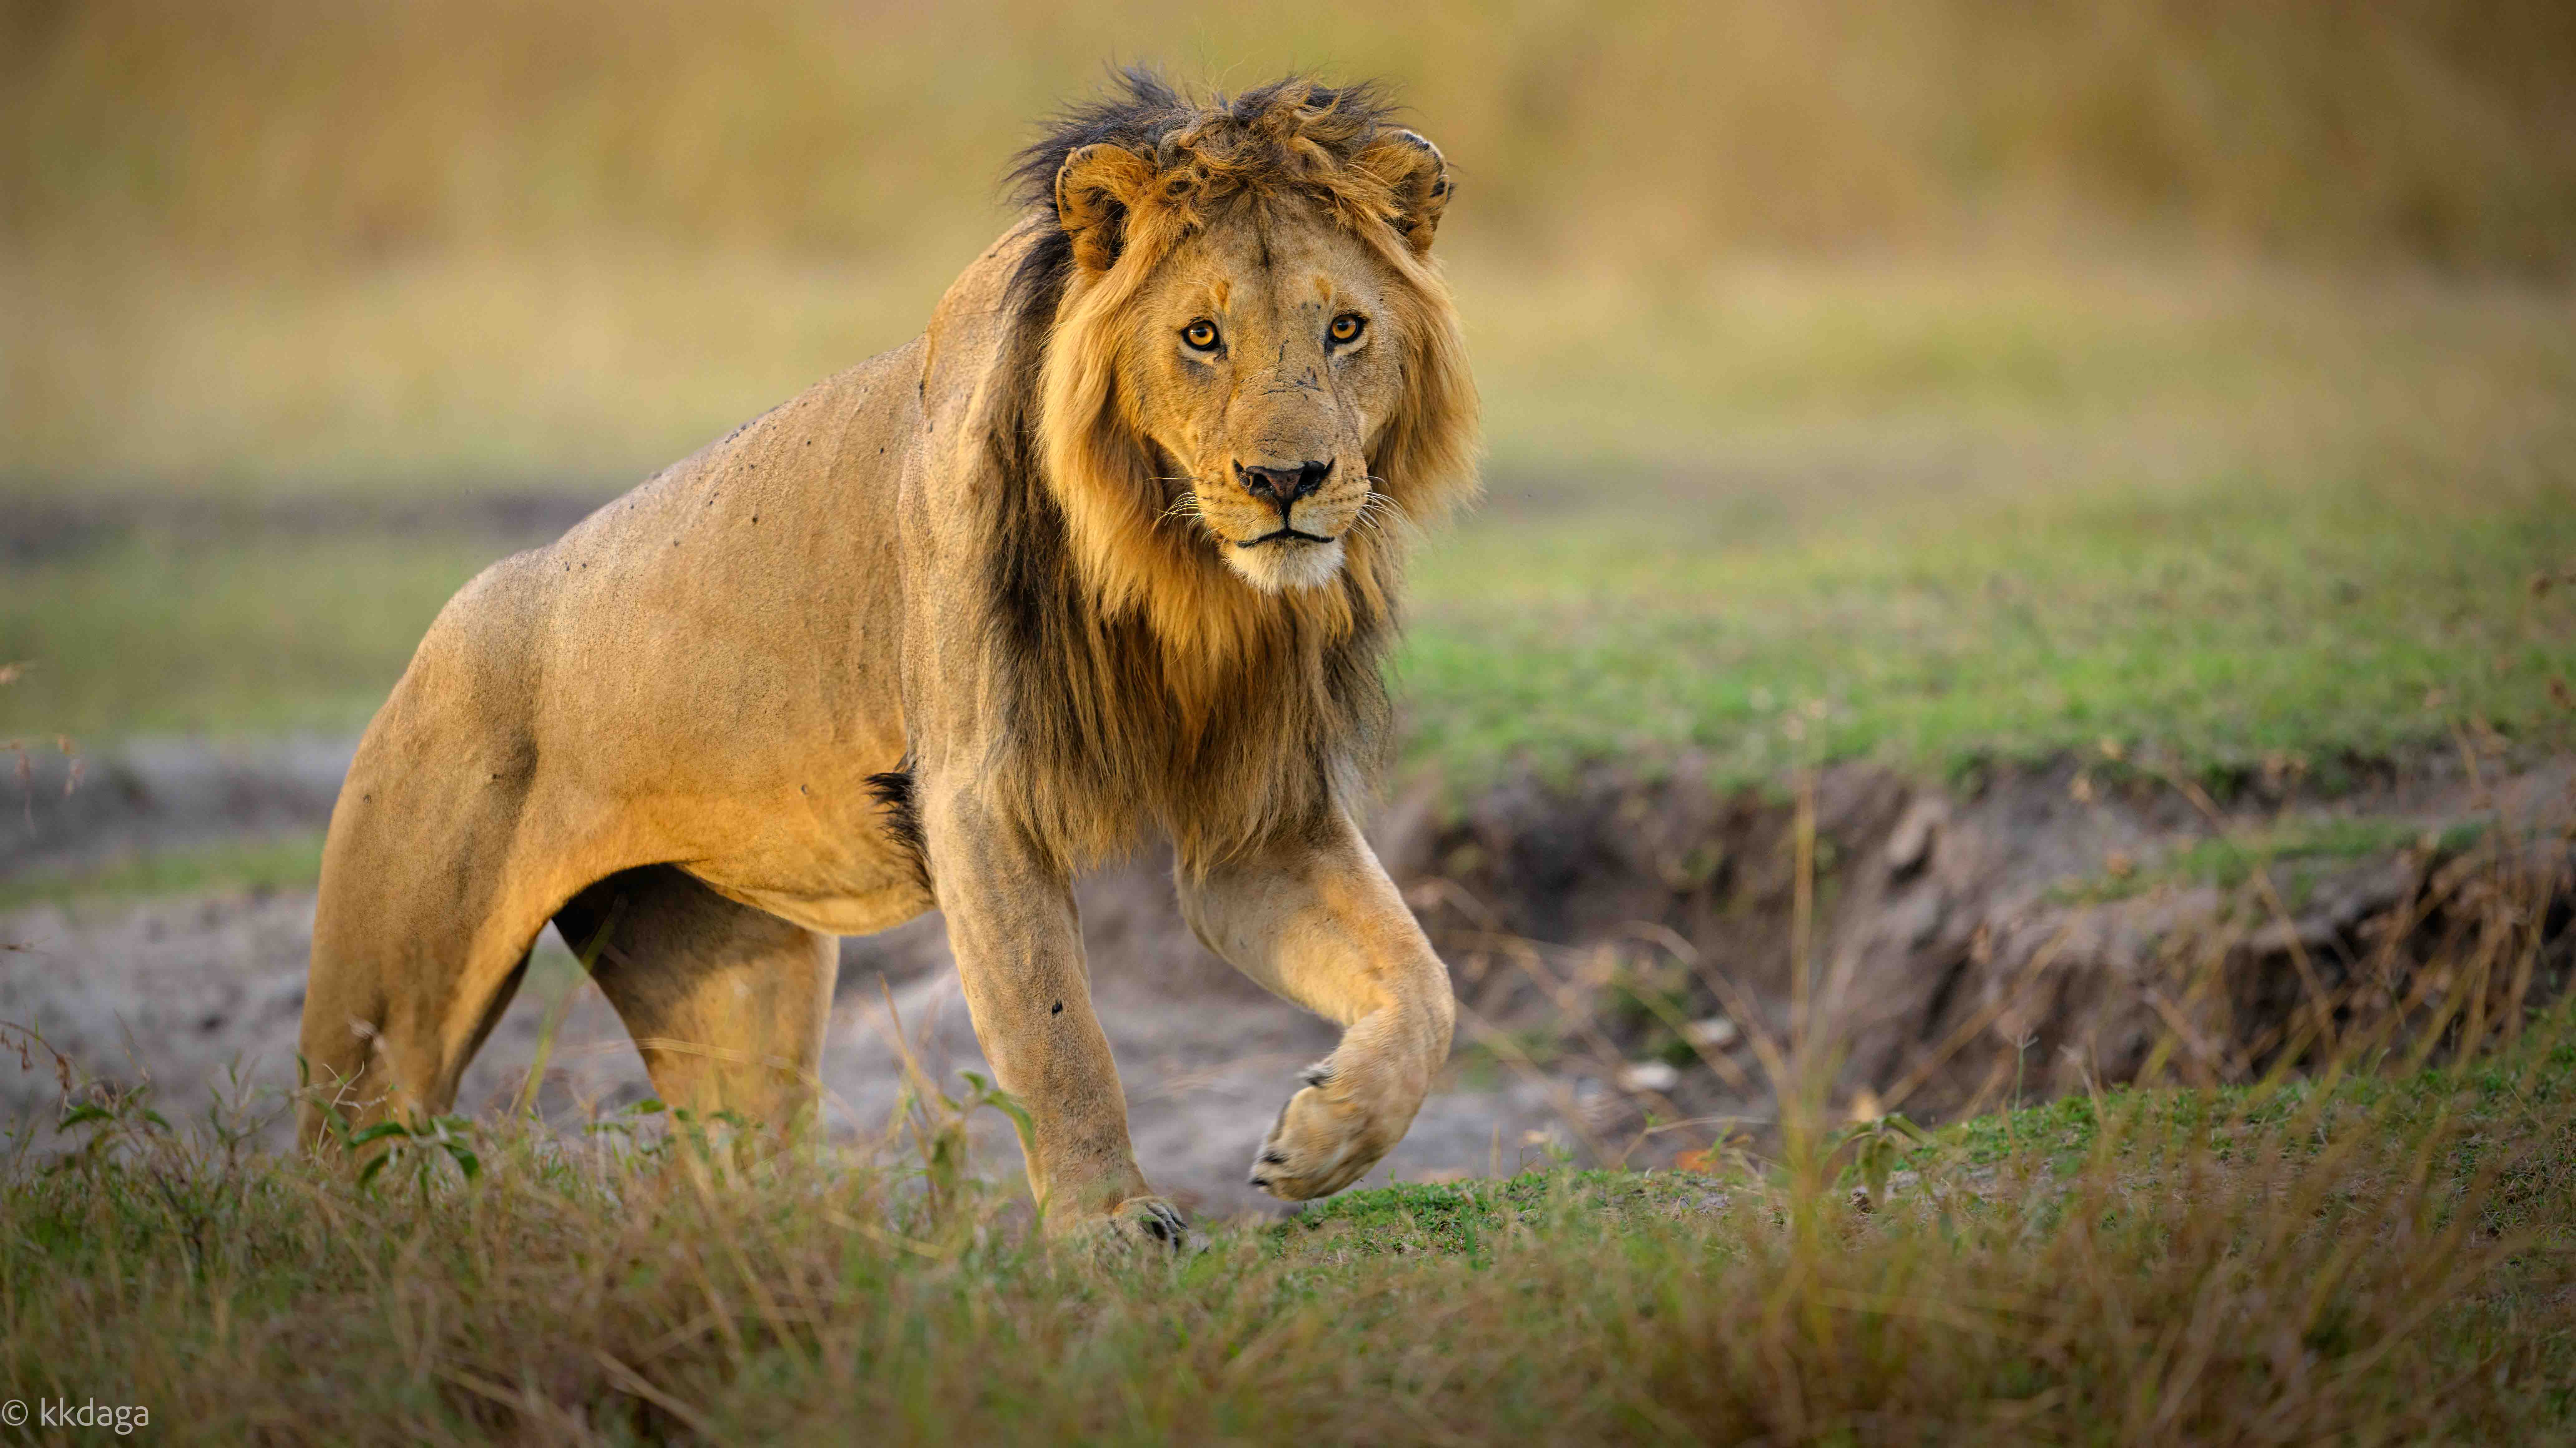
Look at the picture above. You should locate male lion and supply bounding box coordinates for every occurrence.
[299,73,1478,1239]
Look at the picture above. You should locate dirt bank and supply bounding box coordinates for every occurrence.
[1412,753,2573,1144]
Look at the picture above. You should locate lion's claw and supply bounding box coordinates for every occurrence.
[1068,1195,1193,1254]
[1125,1197,1188,1244]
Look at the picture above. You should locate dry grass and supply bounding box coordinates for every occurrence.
[3,1004,2569,1443]
[7,239,2569,498]
[10,0,2574,270]
[6,0,2576,492]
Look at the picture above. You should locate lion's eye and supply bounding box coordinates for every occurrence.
[1183,320,1222,352]
[1328,313,1366,345]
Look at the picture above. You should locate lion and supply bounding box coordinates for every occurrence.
[297,72,1478,1240]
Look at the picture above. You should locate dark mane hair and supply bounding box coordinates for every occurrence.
[1004,67,1406,214]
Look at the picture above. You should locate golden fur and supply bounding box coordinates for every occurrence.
[299,74,1475,1238]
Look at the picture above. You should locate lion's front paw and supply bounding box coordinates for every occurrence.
[1248,1062,1405,1201]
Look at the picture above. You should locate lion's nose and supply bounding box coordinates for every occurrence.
[1235,460,1331,511]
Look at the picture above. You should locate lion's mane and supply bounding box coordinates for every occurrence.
[949,72,1479,874]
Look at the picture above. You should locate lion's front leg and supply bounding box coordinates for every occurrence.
[920,783,1180,1243]
[1176,812,1457,1200]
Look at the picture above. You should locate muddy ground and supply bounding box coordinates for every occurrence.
[7,732,2568,1219]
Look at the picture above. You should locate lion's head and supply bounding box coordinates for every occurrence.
[1010,74,1479,635]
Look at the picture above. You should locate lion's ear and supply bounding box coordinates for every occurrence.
[1054,143,1156,275]
[1361,128,1452,257]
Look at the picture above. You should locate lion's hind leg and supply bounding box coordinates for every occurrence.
[296,778,559,1149]
[552,866,836,1134]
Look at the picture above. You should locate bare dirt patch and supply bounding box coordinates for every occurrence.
[0,859,1571,1220]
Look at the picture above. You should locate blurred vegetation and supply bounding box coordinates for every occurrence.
[0,829,325,915]
[8,0,2574,270]
[14,454,2573,785]
[1,533,505,736]
[1404,482,2576,792]
[1,0,2571,779]
[3,0,2575,490]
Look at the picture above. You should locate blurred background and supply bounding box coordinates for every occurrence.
[3,1,2574,1195]
[6,0,2574,740]
[5,0,2575,743]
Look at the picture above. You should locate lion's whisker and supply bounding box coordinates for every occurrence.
[1150,477,1212,528]
[1348,485,1403,537]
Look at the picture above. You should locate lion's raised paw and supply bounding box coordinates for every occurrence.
[1248,1064,1393,1201]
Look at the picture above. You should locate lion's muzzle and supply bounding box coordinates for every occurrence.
[1235,459,1331,515]
[1229,457,1351,553]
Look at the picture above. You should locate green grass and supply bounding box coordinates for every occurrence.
[10,467,2572,790]
[1402,479,2576,791]
[2047,816,2495,905]
[5,1006,2570,1443]
[0,533,497,739]
[0,831,326,914]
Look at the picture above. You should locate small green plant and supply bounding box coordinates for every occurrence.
[55,1083,175,1164]
[342,1114,483,1200]
[579,1096,761,1174]
[1827,1110,1933,1210]
[890,1068,1032,1236]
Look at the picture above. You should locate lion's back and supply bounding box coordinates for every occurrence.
[354,340,929,829]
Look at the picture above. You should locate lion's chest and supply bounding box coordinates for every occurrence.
[651,770,935,940]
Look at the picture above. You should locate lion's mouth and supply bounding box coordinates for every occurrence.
[1237,528,1337,548]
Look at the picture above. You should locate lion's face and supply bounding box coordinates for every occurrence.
[1036,105,1476,620]
[1121,201,1404,592]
